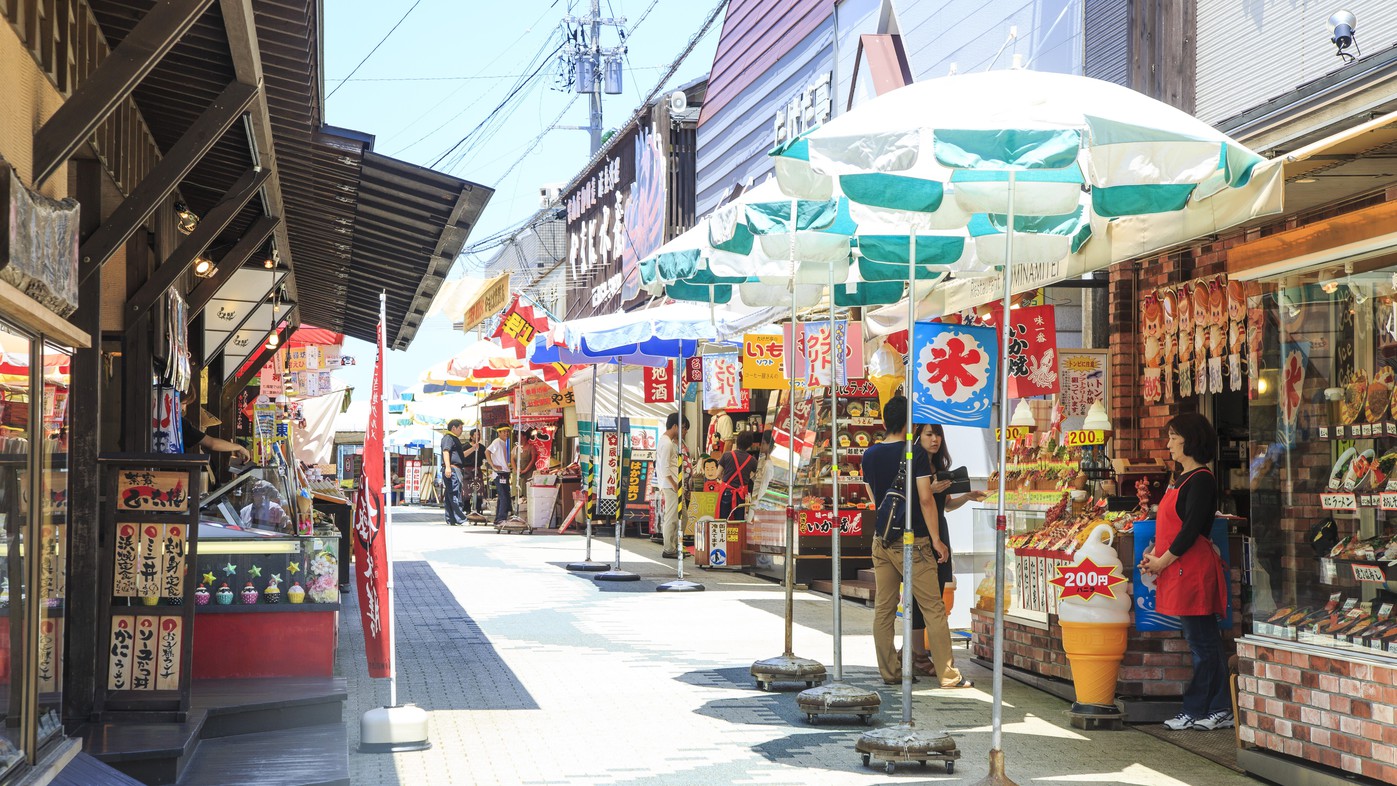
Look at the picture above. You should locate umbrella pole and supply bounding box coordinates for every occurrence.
[855,234,957,773]
[974,170,1020,786]
[659,353,703,591]
[751,199,825,691]
[567,366,607,571]
[596,361,639,582]
[796,257,879,722]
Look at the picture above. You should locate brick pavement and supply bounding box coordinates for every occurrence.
[337,508,1264,786]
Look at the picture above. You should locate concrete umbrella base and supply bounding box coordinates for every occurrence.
[796,681,881,724]
[750,655,826,691]
[855,723,960,775]
[566,561,610,572]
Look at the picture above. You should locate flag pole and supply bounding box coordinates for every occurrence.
[360,290,430,753]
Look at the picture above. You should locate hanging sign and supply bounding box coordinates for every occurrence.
[909,322,998,428]
[741,333,786,390]
[461,273,513,333]
[598,432,622,503]
[117,470,189,512]
[259,367,283,397]
[702,353,749,410]
[643,361,675,403]
[988,304,1059,398]
[683,356,703,384]
[1058,349,1107,418]
[287,346,307,372]
[783,321,864,386]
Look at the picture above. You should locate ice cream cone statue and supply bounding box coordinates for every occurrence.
[867,342,904,410]
[1053,524,1131,710]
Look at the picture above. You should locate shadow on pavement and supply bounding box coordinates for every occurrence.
[389,560,539,710]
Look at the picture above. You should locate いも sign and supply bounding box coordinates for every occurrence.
[741,333,786,390]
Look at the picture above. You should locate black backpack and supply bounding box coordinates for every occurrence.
[875,455,911,548]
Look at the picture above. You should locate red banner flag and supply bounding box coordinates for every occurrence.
[988,304,1060,398]
[352,316,392,678]
[643,361,674,403]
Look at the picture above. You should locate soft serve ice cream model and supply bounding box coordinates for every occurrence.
[1054,524,1131,712]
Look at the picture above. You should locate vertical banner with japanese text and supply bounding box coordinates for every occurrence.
[643,361,674,403]
[782,321,864,385]
[987,304,1059,398]
[702,353,750,410]
[741,333,786,389]
[352,317,392,678]
[910,322,998,428]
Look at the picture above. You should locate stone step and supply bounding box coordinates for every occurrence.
[176,723,348,786]
[857,568,877,584]
[810,578,876,601]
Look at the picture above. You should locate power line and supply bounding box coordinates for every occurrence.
[328,65,669,83]
[325,0,424,101]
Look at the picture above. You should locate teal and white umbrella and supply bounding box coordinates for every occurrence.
[772,67,1283,779]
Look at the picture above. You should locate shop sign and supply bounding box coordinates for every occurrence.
[564,123,667,318]
[1065,429,1106,447]
[995,426,1031,441]
[287,346,306,372]
[909,322,998,428]
[741,333,786,390]
[628,424,658,452]
[643,361,674,403]
[0,164,80,317]
[837,379,877,399]
[116,470,189,512]
[798,510,863,536]
[1048,558,1126,602]
[772,71,832,147]
[987,304,1059,398]
[1058,349,1107,418]
[517,380,565,417]
[598,432,622,502]
[783,321,864,386]
[461,273,512,333]
[940,258,1069,315]
[683,356,703,383]
[702,353,750,410]
[259,367,284,397]
[623,456,649,505]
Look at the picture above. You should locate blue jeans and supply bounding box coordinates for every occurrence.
[495,474,512,521]
[443,471,464,524]
[1178,614,1230,718]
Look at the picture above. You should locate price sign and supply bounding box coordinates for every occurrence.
[1320,492,1358,510]
[1048,558,1127,602]
[995,426,1030,441]
[1380,492,1397,510]
[1065,429,1107,446]
[1352,564,1387,584]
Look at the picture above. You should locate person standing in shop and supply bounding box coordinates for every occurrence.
[716,430,757,520]
[440,419,468,526]
[461,428,484,517]
[1140,412,1232,731]
[860,395,972,688]
[705,406,734,456]
[657,412,689,559]
[487,425,513,523]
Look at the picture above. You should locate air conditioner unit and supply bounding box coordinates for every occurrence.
[539,183,563,208]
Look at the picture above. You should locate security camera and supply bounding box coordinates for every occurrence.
[1330,10,1359,60]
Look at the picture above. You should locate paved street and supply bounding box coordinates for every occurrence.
[337,507,1261,786]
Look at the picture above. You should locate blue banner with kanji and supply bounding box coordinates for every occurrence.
[910,322,998,428]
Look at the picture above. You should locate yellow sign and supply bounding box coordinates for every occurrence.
[995,426,1031,441]
[1065,429,1107,446]
[461,273,512,333]
[741,333,786,389]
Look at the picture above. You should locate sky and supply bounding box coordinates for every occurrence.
[319,0,723,405]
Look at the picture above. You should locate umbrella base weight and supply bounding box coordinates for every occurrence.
[656,579,704,592]
[566,561,610,572]
[1068,702,1125,731]
[750,655,826,691]
[797,682,881,724]
[594,569,641,582]
[856,723,959,775]
[496,517,531,535]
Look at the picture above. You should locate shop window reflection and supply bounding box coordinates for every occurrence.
[0,324,30,773]
[35,343,67,748]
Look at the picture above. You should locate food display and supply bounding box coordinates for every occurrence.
[1256,595,1397,653]
[1005,494,1137,556]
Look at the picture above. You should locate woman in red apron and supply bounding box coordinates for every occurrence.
[716,431,757,520]
[1140,413,1232,731]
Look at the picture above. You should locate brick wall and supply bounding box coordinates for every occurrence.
[1237,640,1397,784]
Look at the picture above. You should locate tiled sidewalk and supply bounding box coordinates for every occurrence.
[337,509,1262,785]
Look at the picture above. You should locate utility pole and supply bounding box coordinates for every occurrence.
[558,2,626,155]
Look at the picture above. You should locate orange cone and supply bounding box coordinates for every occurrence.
[1059,620,1129,706]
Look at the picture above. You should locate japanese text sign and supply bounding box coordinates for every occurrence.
[598,432,622,503]
[643,361,674,403]
[1048,559,1126,602]
[702,353,749,410]
[683,356,703,384]
[910,322,998,428]
[783,321,864,386]
[988,304,1058,398]
[741,333,786,390]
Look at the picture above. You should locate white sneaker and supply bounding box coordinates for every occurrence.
[1195,710,1234,730]
[1163,712,1197,730]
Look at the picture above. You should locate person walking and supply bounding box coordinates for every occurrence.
[657,412,688,559]
[487,426,513,523]
[440,419,468,526]
[903,423,987,676]
[716,430,757,520]
[1140,412,1232,731]
[860,395,972,688]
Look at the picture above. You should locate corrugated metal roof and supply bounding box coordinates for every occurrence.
[698,0,832,126]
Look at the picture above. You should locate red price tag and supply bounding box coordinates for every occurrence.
[1049,559,1127,601]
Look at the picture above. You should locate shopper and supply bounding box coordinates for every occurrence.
[860,395,972,688]
[462,428,484,516]
[1140,412,1231,731]
[488,426,513,523]
[904,423,987,676]
[658,412,689,558]
[716,430,757,519]
[441,419,468,526]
